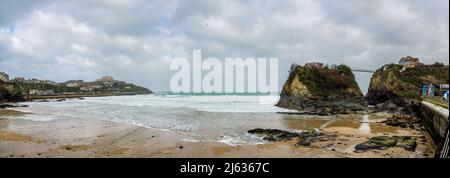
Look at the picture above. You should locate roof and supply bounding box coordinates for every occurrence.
[399,56,419,63]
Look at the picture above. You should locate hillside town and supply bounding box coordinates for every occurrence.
[0,73,152,101]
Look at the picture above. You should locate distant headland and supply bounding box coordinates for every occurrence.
[0,74,152,102]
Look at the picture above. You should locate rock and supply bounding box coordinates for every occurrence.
[248,128,301,141]
[276,63,366,115]
[0,104,16,108]
[296,138,312,146]
[382,115,421,129]
[0,104,28,109]
[248,128,336,146]
[395,136,417,152]
[36,100,49,102]
[355,136,397,151]
[55,99,66,102]
[355,136,416,152]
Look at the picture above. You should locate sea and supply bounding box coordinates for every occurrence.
[9,93,362,145]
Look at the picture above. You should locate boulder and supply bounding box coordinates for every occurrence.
[247,128,336,146]
[355,136,417,152]
[276,63,366,115]
[382,115,421,129]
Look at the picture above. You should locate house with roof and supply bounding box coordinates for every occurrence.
[399,56,422,68]
[12,77,25,83]
[305,62,324,69]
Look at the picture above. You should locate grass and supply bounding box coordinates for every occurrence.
[424,97,449,109]
[290,64,362,97]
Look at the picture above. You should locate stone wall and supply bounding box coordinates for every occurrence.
[420,101,449,145]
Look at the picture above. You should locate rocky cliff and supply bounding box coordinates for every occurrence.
[0,81,26,103]
[276,64,366,115]
[366,62,449,114]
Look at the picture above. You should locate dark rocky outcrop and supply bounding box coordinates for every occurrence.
[0,104,29,109]
[366,59,449,115]
[382,115,422,129]
[247,128,301,141]
[247,128,336,146]
[354,136,417,152]
[0,81,26,103]
[276,64,366,115]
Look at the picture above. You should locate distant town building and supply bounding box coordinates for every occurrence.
[24,79,44,84]
[43,90,55,95]
[399,56,421,68]
[305,62,324,69]
[80,82,102,91]
[12,77,25,83]
[42,80,57,85]
[29,90,39,95]
[0,72,9,82]
[65,80,84,87]
[96,76,114,83]
[29,89,55,96]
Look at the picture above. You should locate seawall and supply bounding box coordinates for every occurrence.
[420,101,449,145]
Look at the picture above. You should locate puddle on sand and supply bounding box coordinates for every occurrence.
[282,114,400,135]
[359,115,371,134]
[329,115,400,134]
[281,118,329,131]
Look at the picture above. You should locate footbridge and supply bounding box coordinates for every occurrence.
[351,69,375,73]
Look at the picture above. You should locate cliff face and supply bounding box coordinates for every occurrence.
[276,64,366,115]
[366,62,449,114]
[0,81,26,103]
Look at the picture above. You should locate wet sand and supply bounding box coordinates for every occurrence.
[0,109,434,158]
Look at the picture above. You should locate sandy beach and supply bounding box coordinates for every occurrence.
[0,108,434,158]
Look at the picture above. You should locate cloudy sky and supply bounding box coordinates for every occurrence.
[0,0,448,93]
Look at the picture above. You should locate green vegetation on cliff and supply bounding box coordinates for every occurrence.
[0,81,26,102]
[367,63,449,103]
[283,64,363,97]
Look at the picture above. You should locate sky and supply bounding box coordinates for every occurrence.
[0,0,448,93]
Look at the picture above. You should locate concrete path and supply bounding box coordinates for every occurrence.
[422,101,449,118]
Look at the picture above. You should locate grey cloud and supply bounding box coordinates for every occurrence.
[0,0,54,26]
[0,0,448,92]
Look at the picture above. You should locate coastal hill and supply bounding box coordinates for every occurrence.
[366,56,449,114]
[0,74,152,103]
[0,81,26,103]
[276,63,366,115]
